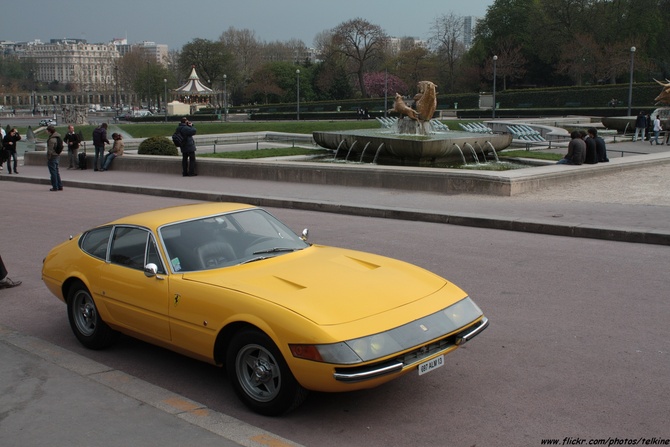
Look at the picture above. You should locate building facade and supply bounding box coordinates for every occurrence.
[18,39,120,91]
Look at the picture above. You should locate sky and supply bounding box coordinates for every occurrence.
[2,0,493,50]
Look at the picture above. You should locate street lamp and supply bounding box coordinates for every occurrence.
[628,46,636,117]
[296,69,300,121]
[146,62,151,112]
[114,65,119,119]
[492,55,498,119]
[163,78,167,122]
[223,74,228,122]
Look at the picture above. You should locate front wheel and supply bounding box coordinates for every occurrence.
[226,329,308,416]
[67,281,118,349]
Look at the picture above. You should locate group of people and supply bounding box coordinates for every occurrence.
[633,111,670,145]
[558,127,609,165]
[45,122,125,191]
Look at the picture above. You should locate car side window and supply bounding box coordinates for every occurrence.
[109,227,149,271]
[80,226,113,260]
[147,234,166,274]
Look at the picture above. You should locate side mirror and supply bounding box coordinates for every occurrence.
[144,263,158,278]
[300,229,309,242]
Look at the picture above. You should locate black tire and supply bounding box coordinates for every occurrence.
[226,329,308,416]
[67,281,118,349]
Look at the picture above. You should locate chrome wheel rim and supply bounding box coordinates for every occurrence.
[236,343,281,402]
[72,290,97,336]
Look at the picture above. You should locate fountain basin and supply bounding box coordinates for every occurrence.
[313,129,513,162]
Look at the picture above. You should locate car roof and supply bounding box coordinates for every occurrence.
[106,202,257,230]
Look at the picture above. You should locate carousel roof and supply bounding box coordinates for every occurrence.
[174,66,215,95]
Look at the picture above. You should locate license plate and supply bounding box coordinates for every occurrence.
[418,355,444,376]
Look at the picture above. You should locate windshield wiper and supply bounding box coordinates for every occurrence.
[252,247,300,255]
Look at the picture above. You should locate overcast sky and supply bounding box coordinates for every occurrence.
[3,0,493,50]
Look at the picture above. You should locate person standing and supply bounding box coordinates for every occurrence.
[100,133,124,171]
[92,123,110,171]
[46,125,63,191]
[176,117,197,176]
[557,130,586,165]
[651,115,662,145]
[63,124,81,169]
[0,254,21,289]
[2,128,22,174]
[633,111,647,142]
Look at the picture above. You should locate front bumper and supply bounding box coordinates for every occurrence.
[333,316,489,383]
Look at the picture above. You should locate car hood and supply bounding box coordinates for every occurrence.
[183,245,452,325]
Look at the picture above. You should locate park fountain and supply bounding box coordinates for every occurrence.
[313,81,512,165]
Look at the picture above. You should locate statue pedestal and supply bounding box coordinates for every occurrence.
[395,117,433,136]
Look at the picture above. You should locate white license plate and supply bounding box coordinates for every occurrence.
[418,355,444,376]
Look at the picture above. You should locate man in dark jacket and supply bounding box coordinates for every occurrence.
[633,111,647,142]
[588,127,609,162]
[64,125,82,169]
[92,123,110,171]
[557,130,585,165]
[2,128,22,174]
[582,129,598,165]
[177,117,197,176]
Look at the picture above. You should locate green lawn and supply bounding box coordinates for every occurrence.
[499,149,563,161]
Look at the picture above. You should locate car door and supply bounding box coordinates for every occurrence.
[96,226,171,341]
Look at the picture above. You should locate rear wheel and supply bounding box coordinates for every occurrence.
[67,281,118,349]
[226,329,308,416]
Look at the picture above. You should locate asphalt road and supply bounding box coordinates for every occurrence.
[1,181,668,446]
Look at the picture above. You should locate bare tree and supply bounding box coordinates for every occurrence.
[556,33,599,85]
[483,37,527,90]
[430,13,466,93]
[219,27,261,82]
[331,18,389,97]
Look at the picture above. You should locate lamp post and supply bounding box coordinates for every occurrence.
[114,65,119,120]
[627,46,636,117]
[146,62,151,112]
[296,69,300,121]
[492,55,498,119]
[223,74,228,122]
[163,78,167,122]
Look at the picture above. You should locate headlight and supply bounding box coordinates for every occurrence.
[290,342,362,364]
[290,297,484,364]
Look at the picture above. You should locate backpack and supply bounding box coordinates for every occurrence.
[171,130,184,147]
[54,136,64,154]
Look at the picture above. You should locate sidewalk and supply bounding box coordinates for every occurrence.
[0,325,303,447]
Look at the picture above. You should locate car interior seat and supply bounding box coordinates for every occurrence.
[196,241,236,269]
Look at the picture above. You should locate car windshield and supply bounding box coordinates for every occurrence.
[158,208,309,272]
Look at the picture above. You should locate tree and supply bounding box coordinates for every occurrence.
[387,42,438,93]
[246,62,314,104]
[363,72,408,97]
[486,37,527,90]
[219,27,262,82]
[330,18,389,97]
[430,13,467,93]
[179,38,234,92]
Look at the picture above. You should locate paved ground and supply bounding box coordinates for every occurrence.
[0,136,668,446]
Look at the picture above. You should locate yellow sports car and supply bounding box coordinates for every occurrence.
[42,202,488,415]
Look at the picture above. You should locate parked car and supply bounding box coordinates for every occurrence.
[41,202,489,415]
[39,119,57,126]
